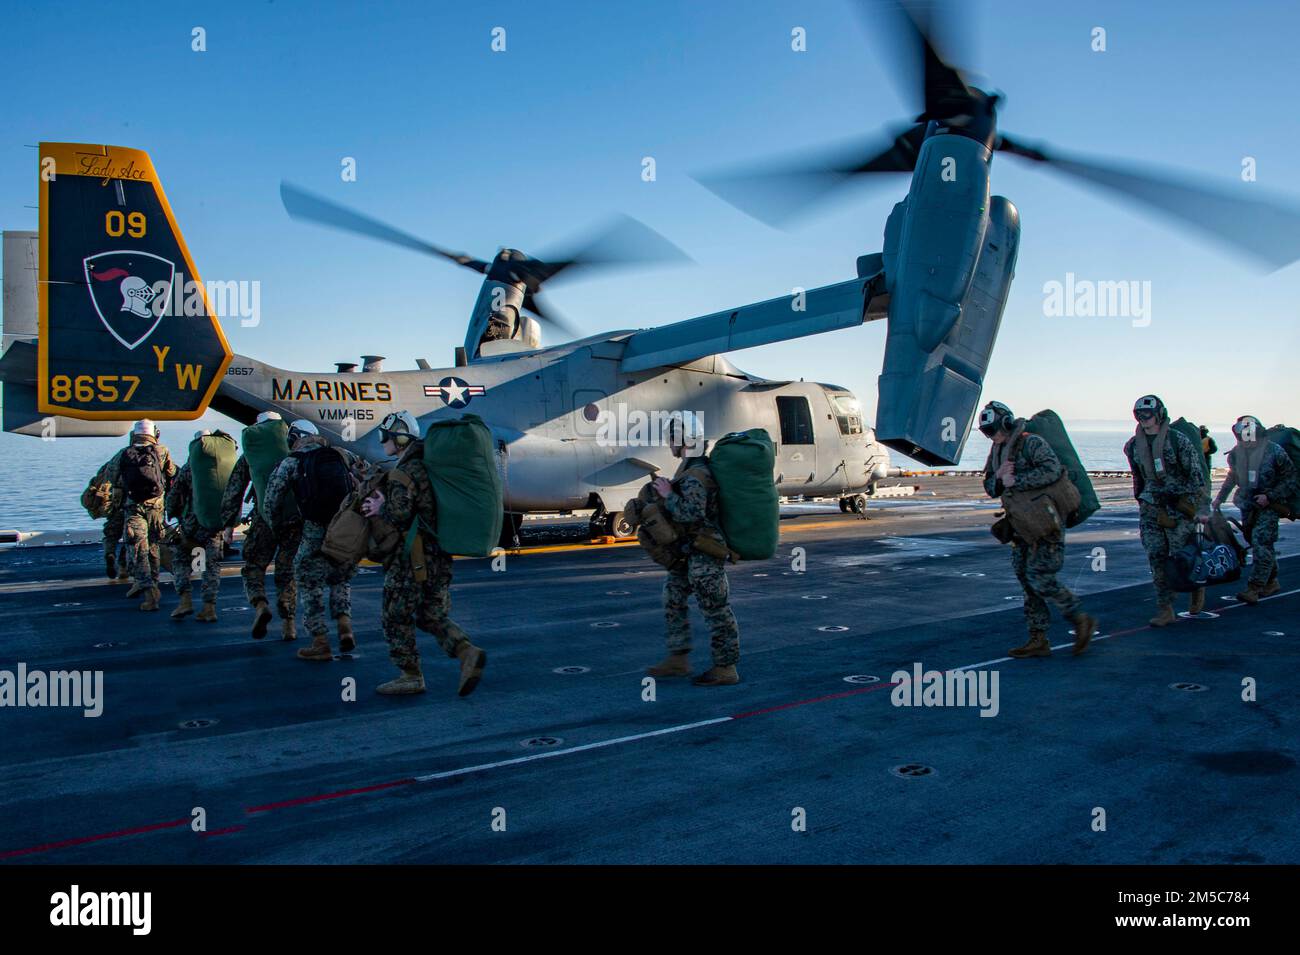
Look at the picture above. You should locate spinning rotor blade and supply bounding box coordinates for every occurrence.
[516,214,691,289]
[694,126,923,226]
[998,135,1300,270]
[279,182,490,273]
[519,291,579,339]
[869,0,974,122]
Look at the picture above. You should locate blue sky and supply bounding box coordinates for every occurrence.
[2,0,1298,431]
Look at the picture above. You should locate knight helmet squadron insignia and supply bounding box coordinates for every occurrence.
[83,250,176,350]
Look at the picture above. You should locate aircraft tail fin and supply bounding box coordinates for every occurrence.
[12,143,232,429]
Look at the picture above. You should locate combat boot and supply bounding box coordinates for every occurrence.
[281,617,297,642]
[1236,586,1261,605]
[195,601,218,623]
[125,581,143,599]
[250,599,272,640]
[646,652,691,678]
[337,614,356,654]
[1071,613,1097,656]
[1262,578,1281,598]
[456,643,487,697]
[1188,588,1206,615]
[692,665,740,686]
[377,666,426,695]
[1149,604,1176,627]
[170,592,194,619]
[139,586,161,612]
[105,553,117,580]
[296,633,333,661]
[1009,631,1051,658]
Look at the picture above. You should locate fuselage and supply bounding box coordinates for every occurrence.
[214,331,889,514]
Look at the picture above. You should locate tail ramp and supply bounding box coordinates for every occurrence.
[1,143,232,434]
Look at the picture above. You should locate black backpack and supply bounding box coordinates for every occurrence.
[293,448,354,525]
[120,444,165,502]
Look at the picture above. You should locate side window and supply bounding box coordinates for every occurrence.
[777,396,814,445]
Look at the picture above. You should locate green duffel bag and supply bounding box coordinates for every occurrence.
[708,429,779,560]
[422,414,503,557]
[243,418,292,523]
[1263,424,1300,519]
[188,430,238,531]
[1023,409,1098,528]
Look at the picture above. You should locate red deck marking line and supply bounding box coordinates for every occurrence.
[0,817,189,861]
[731,682,900,720]
[245,777,417,814]
[200,825,246,838]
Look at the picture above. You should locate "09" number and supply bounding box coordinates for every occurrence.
[105,211,146,238]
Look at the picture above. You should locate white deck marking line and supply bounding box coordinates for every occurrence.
[413,717,734,782]
[412,588,1298,785]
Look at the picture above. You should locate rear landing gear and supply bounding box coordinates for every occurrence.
[590,510,634,539]
[839,493,868,515]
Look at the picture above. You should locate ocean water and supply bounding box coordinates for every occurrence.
[0,423,1236,533]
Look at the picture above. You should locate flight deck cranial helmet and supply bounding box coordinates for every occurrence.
[978,401,1015,438]
[666,410,706,457]
[287,419,319,447]
[255,411,282,424]
[1133,394,1166,424]
[379,411,420,448]
[132,419,156,441]
[1232,415,1262,443]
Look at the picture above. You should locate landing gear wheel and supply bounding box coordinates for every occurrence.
[849,494,868,514]
[605,511,634,539]
[839,498,850,513]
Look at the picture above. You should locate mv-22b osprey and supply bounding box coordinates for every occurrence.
[7,5,1297,540]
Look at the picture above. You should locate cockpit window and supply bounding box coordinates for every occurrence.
[829,393,863,435]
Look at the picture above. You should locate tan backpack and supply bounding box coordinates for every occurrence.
[322,468,413,567]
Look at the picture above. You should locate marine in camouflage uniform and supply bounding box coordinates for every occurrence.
[116,427,177,611]
[646,412,741,686]
[1122,397,1208,625]
[165,462,222,622]
[262,428,360,660]
[980,401,1095,658]
[221,454,301,640]
[368,414,487,697]
[1213,416,1299,602]
[93,448,131,581]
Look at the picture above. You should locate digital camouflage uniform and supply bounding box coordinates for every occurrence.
[1215,440,1298,588]
[116,438,177,592]
[94,448,130,574]
[263,437,359,638]
[221,454,300,622]
[984,431,1082,633]
[165,463,222,604]
[1123,426,1208,607]
[379,441,472,670]
[661,458,740,667]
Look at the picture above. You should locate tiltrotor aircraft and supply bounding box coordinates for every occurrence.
[5,2,1300,541]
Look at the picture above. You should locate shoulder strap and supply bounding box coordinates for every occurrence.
[681,460,716,490]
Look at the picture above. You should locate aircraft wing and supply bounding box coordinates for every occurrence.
[620,265,887,373]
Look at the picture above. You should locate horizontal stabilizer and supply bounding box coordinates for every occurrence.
[621,270,886,373]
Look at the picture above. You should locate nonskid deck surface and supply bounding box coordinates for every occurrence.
[0,491,1296,864]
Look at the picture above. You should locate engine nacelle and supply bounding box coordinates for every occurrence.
[875,133,1020,466]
